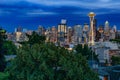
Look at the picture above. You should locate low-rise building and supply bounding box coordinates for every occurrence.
[98,65,120,80]
[93,42,119,65]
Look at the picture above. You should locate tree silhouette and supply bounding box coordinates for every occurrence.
[26,31,46,45]
[75,44,99,62]
[3,40,17,55]
[0,28,6,72]
[111,56,120,65]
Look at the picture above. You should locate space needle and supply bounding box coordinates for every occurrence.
[88,12,95,46]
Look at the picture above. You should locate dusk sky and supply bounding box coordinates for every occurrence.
[0,0,120,32]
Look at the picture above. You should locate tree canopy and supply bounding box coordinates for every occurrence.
[6,43,99,80]
[26,31,46,45]
[0,28,6,72]
[111,56,120,65]
[3,41,17,55]
[75,44,99,62]
[0,72,9,80]
[110,39,120,44]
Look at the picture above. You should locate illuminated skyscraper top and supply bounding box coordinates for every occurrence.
[61,19,67,24]
[105,21,109,28]
[105,21,109,24]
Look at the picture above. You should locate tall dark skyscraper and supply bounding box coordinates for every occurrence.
[67,27,73,44]
[37,25,45,35]
[93,19,97,36]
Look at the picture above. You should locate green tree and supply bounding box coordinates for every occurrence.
[75,44,99,62]
[110,39,120,44]
[6,43,99,80]
[3,41,17,55]
[0,28,6,72]
[74,44,83,54]
[111,56,120,65]
[26,31,46,45]
[0,72,9,80]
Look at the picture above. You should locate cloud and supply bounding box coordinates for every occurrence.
[0,0,120,9]
[99,0,111,2]
[25,0,120,9]
[0,0,119,19]
[26,9,57,17]
[0,0,120,17]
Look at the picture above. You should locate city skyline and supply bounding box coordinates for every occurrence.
[0,0,120,32]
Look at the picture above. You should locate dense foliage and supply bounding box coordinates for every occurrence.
[110,39,120,44]
[0,28,6,72]
[26,31,46,45]
[6,43,99,80]
[3,41,17,55]
[111,56,120,65]
[0,72,9,80]
[75,44,99,62]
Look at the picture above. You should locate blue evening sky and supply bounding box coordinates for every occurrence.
[0,0,120,32]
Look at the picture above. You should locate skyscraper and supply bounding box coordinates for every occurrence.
[73,25,82,44]
[50,26,57,43]
[15,26,22,42]
[67,27,73,44]
[16,32,22,42]
[45,27,51,42]
[104,21,110,40]
[113,25,117,32]
[104,21,110,33]
[88,12,95,46]
[98,25,104,41]
[109,25,116,39]
[93,19,97,38]
[57,19,67,43]
[37,25,45,35]
[83,23,89,43]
